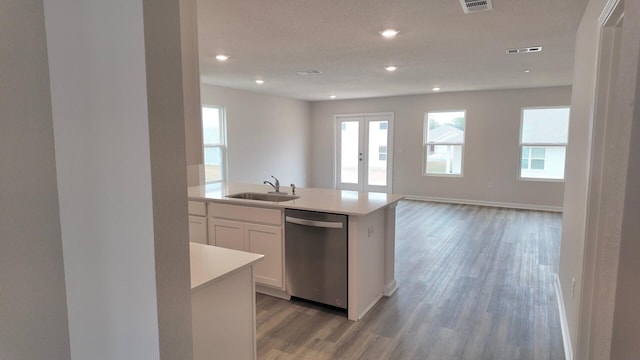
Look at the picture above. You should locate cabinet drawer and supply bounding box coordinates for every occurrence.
[208,202,282,226]
[188,201,207,216]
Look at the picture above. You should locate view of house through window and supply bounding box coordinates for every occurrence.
[202,105,227,183]
[520,107,570,180]
[424,111,466,175]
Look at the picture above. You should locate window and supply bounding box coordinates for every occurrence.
[202,105,227,183]
[519,107,570,180]
[424,111,466,175]
[378,145,387,161]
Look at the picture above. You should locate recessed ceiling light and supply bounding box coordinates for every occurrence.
[215,54,229,61]
[385,66,398,72]
[255,79,264,84]
[330,95,337,99]
[433,87,441,91]
[524,69,531,73]
[380,29,399,38]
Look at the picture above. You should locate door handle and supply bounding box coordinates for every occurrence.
[285,216,344,229]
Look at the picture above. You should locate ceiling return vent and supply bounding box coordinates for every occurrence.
[459,0,493,14]
[296,70,322,76]
[506,46,543,54]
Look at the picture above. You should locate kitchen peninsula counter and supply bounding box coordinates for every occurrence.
[188,182,404,321]
[187,182,404,216]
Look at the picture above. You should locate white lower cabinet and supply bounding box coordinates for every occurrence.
[245,223,283,288]
[208,203,284,290]
[209,218,244,251]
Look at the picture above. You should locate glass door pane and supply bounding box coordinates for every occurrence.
[367,121,388,186]
[340,121,360,184]
[336,114,393,193]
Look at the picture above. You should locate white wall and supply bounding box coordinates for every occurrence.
[558,2,606,355]
[310,87,571,210]
[0,1,71,359]
[611,13,640,350]
[559,0,640,358]
[199,84,311,187]
[181,0,203,166]
[44,1,192,359]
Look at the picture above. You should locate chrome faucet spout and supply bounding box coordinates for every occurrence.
[263,180,277,192]
[264,176,281,192]
[270,175,280,191]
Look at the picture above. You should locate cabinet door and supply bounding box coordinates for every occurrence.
[246,223,283,289]
[188,215,208,244]
[209,218,245,250]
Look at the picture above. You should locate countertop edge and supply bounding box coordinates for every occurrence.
[190,243,264,292]
[187,183,405,216]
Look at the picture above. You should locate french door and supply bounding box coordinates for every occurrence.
[335,113,394,193]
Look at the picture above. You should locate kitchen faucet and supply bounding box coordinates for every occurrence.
[263,175,281,193]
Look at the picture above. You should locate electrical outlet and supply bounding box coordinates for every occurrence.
[488,181,494,189]
[571,277,576,298]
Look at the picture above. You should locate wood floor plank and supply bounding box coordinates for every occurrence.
[256,201,565,359]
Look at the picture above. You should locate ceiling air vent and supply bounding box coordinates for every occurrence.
[506,46,543,54]
[296,70,322,76]
[459,0,492,14]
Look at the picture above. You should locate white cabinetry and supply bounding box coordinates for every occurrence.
[245,223,283,288]
[208,203,284,290]
[209,218,244,250]
[188,201,207,244]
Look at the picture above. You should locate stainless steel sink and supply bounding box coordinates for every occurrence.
[226,192,299,202]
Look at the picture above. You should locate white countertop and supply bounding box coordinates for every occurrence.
[190,242,264,292]
[187,183,404,216]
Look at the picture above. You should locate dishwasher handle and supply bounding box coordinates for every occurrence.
[285,216,344,229]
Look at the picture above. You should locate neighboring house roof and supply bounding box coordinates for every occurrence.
[428,124,464,143]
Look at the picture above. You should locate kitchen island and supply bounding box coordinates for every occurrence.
[188,182,404,321]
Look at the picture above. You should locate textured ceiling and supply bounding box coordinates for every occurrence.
[196,0,588,101]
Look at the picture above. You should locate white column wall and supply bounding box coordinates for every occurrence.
[44,1,192,359]
[0,1,71,359]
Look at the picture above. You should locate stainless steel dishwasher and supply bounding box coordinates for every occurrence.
[285,209,348,309]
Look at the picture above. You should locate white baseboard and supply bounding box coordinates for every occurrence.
[384,279,398,296]
[555,275,573,360]
[256,285,290,300]
[357,294,384,321]
[404,195,563,212]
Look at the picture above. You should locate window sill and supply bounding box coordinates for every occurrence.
[423,173,463,178]
[518,177,565,183]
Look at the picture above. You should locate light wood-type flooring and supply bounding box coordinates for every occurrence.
[256,200,565,360]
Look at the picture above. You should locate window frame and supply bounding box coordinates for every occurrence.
[518,106,570,182]
[423,110,467,177]
[202,105,228,184]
